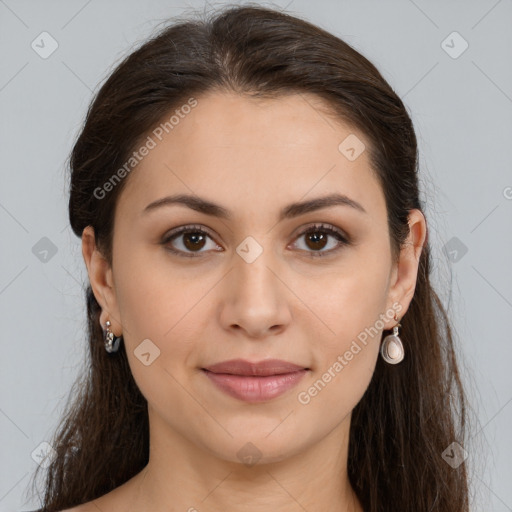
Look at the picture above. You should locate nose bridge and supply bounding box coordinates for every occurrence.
[233,234,279,301]
[220,234,291,336]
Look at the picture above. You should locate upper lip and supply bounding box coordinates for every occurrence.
[203,358,308,376]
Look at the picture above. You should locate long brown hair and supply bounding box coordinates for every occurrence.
[28,4,473,511]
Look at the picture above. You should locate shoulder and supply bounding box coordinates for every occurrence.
[58,506,95,512]
[51,470,143,511]
[55,494,120,511]
[59,507,93,512]
[61,506,98,512]
[23,506,106,512]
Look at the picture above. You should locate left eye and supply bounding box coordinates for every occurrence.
[291,224,349,257]
[161,223,349,258]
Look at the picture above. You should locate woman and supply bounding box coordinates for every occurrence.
[28,4,470,511]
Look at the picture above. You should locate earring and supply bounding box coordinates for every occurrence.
[380,315,404,364]
[104,320,122,353]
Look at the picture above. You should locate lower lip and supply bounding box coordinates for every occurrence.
[202,369,308,403]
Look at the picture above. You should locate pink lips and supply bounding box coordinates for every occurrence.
[202,358,309,403]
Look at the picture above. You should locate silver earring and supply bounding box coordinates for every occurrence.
[380,317,404,364]
[104,320,122,353]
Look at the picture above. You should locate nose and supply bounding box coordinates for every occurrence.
[218,246,292,340]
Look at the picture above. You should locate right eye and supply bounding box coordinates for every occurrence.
[161,224,222,258]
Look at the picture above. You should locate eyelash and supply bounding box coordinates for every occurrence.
[161,223,350,259]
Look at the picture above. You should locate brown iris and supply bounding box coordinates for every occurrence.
[183,232,207,251]
[304,230,328,251]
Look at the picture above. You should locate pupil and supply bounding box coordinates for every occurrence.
[307,232,327,250]
[184,233,206,251]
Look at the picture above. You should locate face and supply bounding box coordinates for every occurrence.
[85,91,423,465]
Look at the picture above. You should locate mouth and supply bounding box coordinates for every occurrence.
[201,359,310,403]
[202,358,310,376]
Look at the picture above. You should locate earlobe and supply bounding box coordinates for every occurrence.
[387,209,427,321]
[81,226,122,335]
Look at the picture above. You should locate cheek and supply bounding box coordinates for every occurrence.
[294,348,375,442]
[112,248,217,388]
[114,264,206,411]
[113,240,203,335]
[294,262,388,424]
[294,245,390,407]
[307,249,392,349]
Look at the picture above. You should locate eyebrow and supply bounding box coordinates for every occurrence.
[142,192,367,220]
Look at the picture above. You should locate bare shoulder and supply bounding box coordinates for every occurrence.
[57,471,144,512]
[58,480,137,511]
[60,503,100,512]
[22,503,99,512]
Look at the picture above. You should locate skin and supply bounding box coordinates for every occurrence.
[73,91,426,512]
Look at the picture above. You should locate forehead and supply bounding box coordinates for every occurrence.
[117,91,385,224]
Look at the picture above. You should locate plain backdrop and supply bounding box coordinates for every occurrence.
[1,1,511,510]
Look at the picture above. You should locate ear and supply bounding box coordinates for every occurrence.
[386,209,427,325]
[81,225,122,336]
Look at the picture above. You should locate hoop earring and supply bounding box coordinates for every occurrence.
[104,320,122,353]
[380,315,404,364]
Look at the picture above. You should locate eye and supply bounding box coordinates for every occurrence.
[291,223,350,258]
[161,222,350,258]
[161,224,221,258]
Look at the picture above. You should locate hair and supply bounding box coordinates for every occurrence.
[28,4,473,511]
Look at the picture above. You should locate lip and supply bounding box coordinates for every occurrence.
[202,358,309,403]
[203,358,308,376]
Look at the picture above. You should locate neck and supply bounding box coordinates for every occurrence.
[124,409,364,512]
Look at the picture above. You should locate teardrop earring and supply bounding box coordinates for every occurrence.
[104,320,122,353]
[380,315,404,364]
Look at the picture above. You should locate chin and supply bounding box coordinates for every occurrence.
[200,427,311,467]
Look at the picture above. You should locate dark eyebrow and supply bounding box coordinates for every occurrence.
[142,192,367,220]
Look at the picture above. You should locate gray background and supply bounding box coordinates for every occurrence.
[1,0,511,510]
